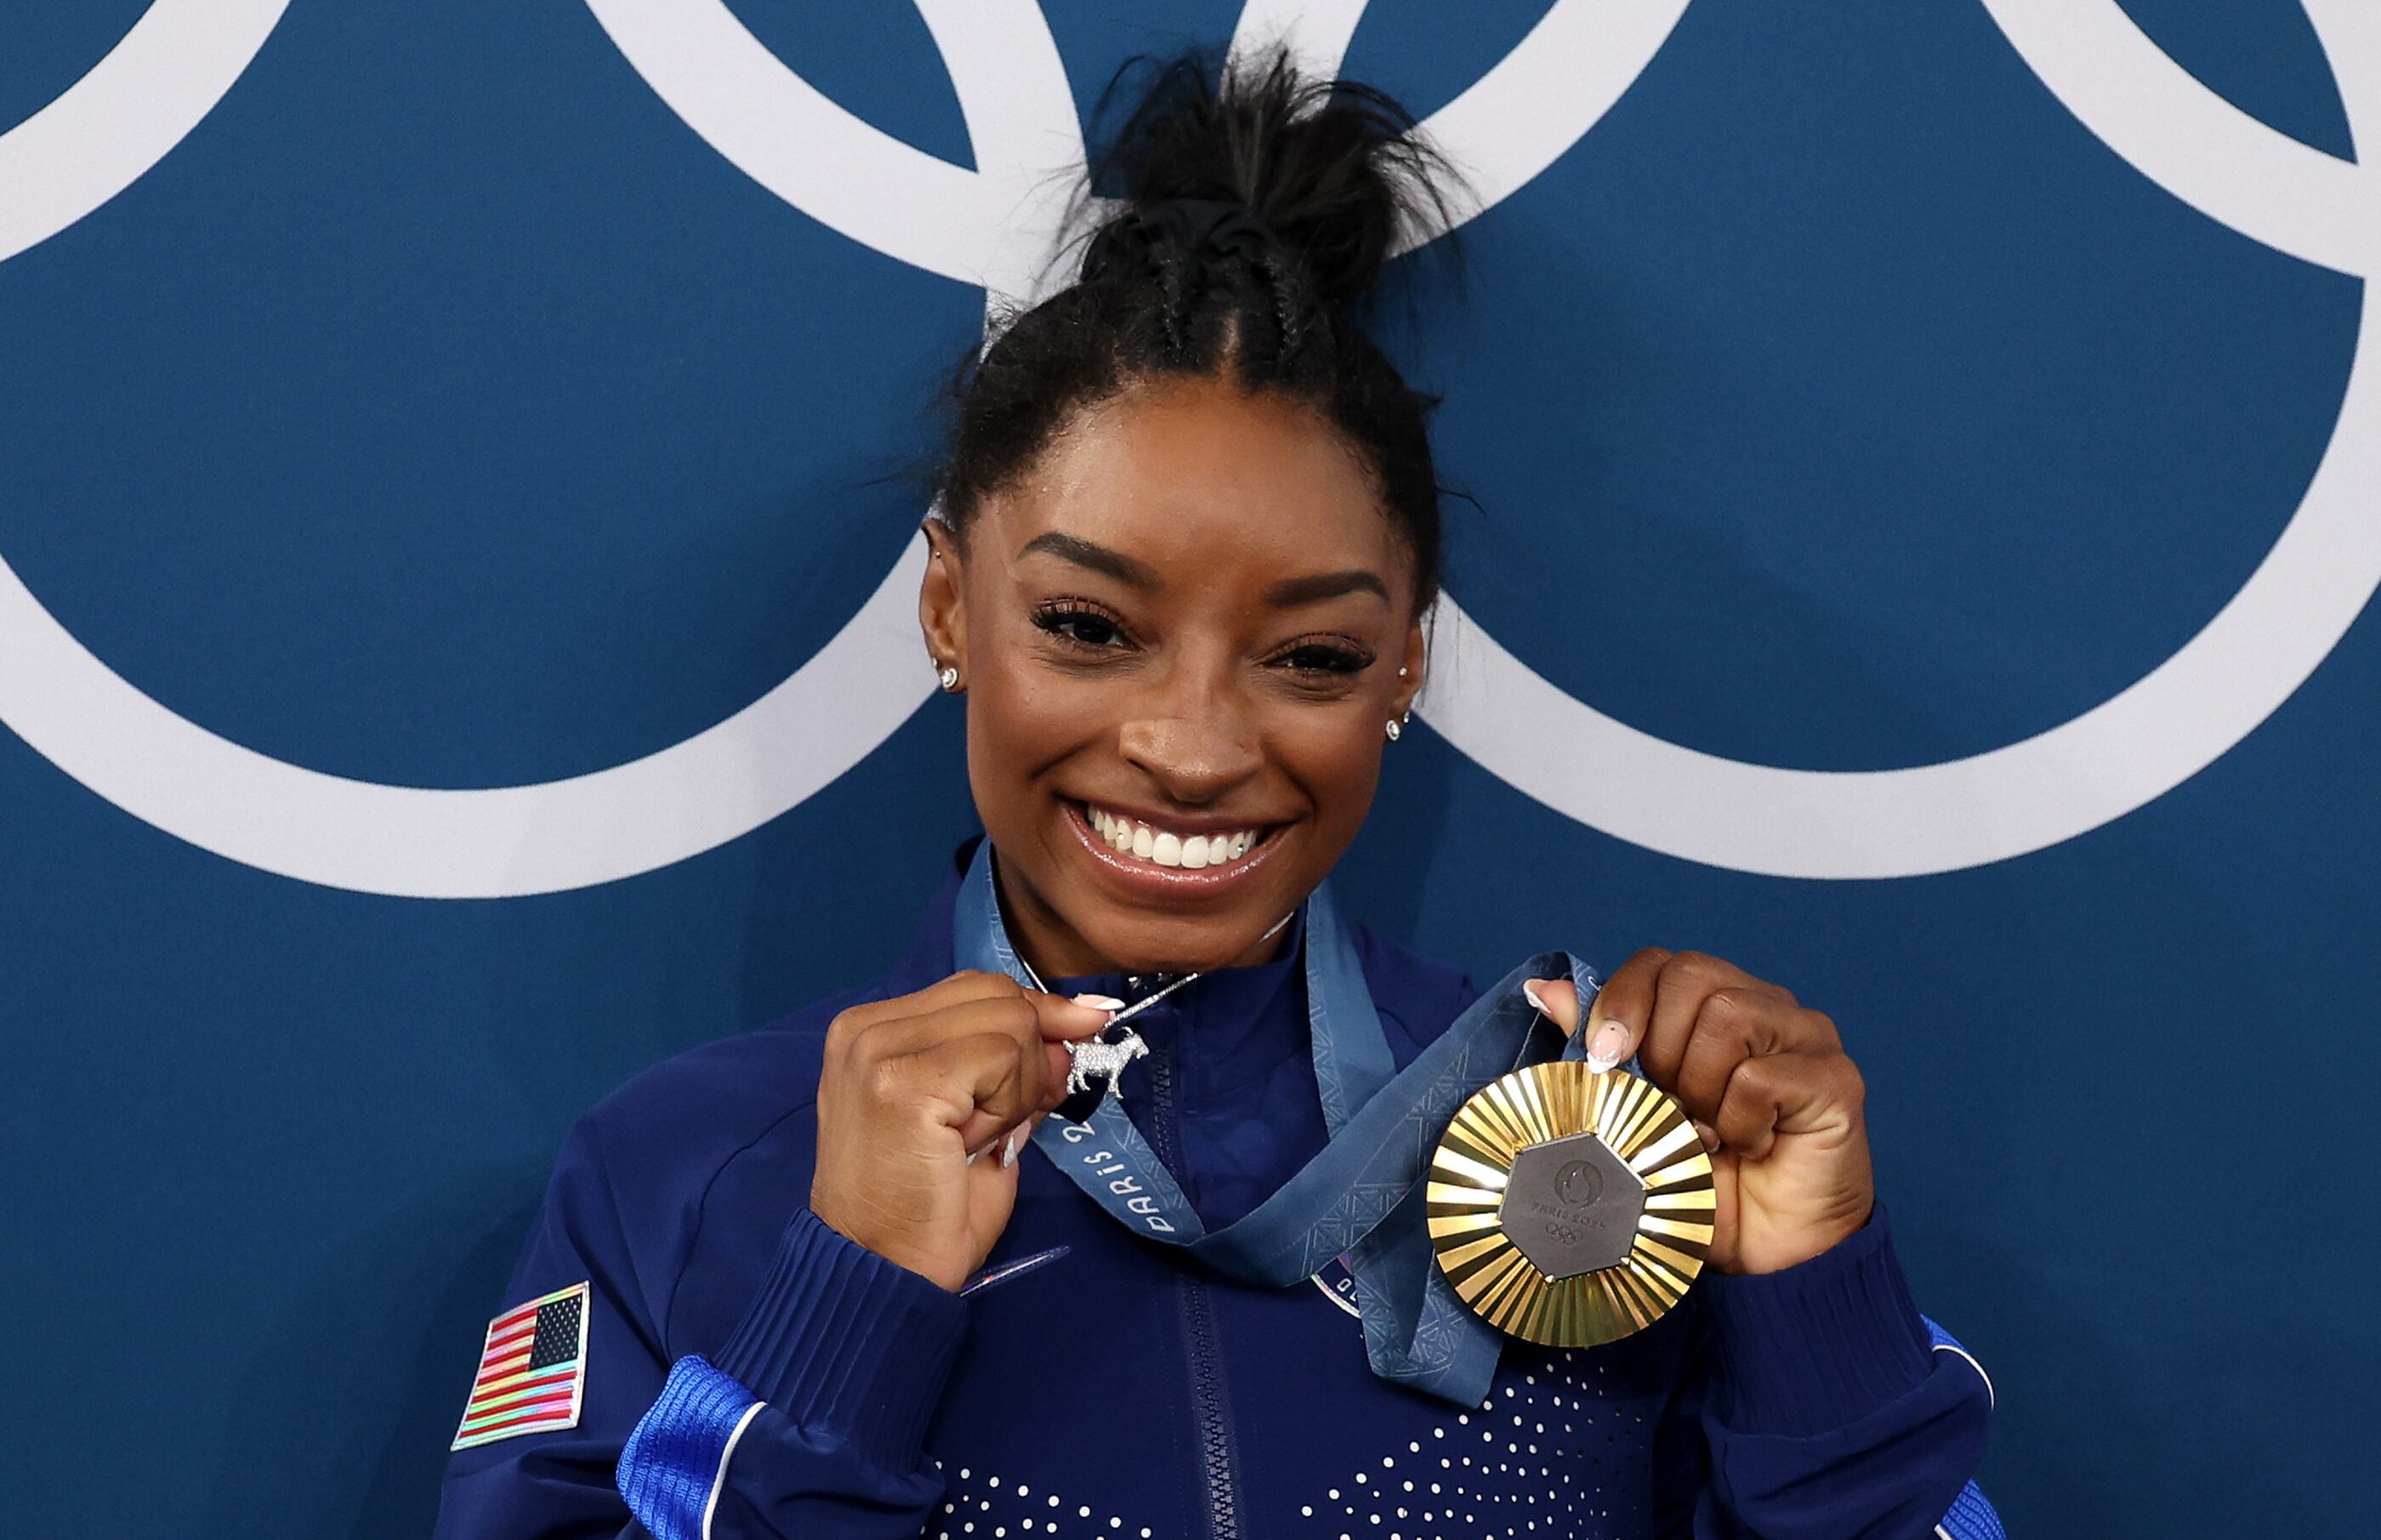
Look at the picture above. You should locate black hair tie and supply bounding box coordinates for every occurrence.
[1081,197,1279,282]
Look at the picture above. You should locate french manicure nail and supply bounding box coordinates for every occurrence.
[1584,1020,1631,1072]
[1071,992,1125,1012]
[1521,981,1548,1014]
[999,1123,1029,1168]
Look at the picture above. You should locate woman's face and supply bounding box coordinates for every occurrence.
[921,375,1427,977]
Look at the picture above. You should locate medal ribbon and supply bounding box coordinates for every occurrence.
[952,842,1601,1409]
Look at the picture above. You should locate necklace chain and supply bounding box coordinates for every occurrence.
[1013,911,1293,1030]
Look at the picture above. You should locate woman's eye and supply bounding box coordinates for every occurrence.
[1033,605,1126,649]
[1277,643,1372,676]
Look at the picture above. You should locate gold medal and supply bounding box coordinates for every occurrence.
[1427,1060,1717,1348]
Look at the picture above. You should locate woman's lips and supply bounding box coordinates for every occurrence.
[1062,800,1284,891]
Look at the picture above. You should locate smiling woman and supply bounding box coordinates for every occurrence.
[923,377,1425,976]
[432,46,1995,1540]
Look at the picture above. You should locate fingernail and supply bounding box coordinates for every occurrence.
[965,1139,990,1167]
[1692,1119,1721,1153]
[1584,1020,1630,1072]
[999,1123,1030,1168]
[1520,982,1548,1014]
[1071,992,1124,1012]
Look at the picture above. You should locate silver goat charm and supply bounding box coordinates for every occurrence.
[1063,1028,1150,1103]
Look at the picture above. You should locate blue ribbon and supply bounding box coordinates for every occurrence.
[953,841,1600,1409]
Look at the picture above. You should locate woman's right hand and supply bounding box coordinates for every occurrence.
[810,971,1115,1292]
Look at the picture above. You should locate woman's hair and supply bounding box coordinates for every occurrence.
[933,48,1460,610]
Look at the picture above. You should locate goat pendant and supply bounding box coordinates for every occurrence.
[1061,1027,1149,1108]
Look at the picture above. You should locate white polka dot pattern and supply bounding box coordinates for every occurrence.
[918,1342,1661,1540]
[929,1461,1154,1540]
[1293,1350,1646,1538]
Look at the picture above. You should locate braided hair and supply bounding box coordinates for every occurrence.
[934,48,1460,611]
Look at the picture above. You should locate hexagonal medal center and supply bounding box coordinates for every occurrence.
[1497,1130,1647,1279]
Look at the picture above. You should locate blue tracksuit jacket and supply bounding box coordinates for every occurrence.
[432,847,1997,1539]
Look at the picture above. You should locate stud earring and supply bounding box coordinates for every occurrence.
[1398,667,1409,679]
[937,664,961,692]
[1384,718,1402,742]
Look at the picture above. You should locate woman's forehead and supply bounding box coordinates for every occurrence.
[988,378,1409,579]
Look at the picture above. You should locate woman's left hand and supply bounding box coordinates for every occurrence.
[1523,949,1873,1276]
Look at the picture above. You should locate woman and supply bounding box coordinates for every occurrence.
[434,52,1993,1540]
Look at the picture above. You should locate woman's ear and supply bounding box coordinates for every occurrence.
[918,517,969,683]
[1393,616,1427,719]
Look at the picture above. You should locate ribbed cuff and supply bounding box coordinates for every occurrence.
[1698,1204,1931,1438]
[712,1209,969,1466]
[617,1357,761,1540]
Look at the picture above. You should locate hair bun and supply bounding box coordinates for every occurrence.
[1079,198,1277,287]
[1085,47,1454,309]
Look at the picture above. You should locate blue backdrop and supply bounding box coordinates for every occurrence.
[3,3,2373,1535]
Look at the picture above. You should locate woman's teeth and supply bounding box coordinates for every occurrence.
[1087,806,1263,870]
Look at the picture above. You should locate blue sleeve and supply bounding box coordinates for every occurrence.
[431,1118,967,1540]
[615,1211,968,1540]
[1660,1207,1997,1540]
[431,1118,675,1539]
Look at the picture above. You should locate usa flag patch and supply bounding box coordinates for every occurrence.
[451,1281,590,1450]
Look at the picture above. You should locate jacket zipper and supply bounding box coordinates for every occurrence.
[1145,1041,1242,1540]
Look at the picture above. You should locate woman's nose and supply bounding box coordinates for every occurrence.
[1117,714,1262,805]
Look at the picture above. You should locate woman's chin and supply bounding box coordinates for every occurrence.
[1069,908,1291,976]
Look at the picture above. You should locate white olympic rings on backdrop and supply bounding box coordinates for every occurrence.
[0,0,290,264]
[0,0,2370,892]
[1420,0,2379,875]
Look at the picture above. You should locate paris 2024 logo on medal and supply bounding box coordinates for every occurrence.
[0,0,2373,896]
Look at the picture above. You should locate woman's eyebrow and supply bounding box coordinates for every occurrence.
[1017,532,1162,590]
[1016,534,1386,606]
[1264,570,1390,606]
